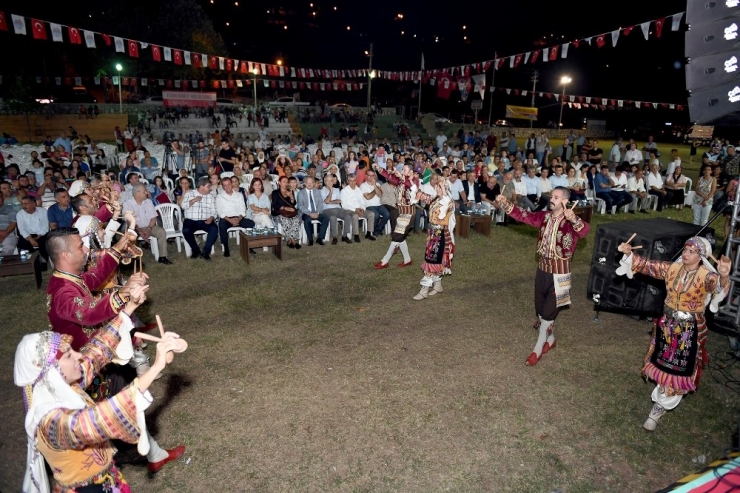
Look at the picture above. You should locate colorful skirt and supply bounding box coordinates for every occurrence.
[54,464,131,493]
[421,227,453,275]
[642,311,707,396]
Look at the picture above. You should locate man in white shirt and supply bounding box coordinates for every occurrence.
[435,131,448,151]
[609,167,632,210]
[215,177,255,257]
[181,177,218,260]
[341,173,369,243]
[522,166,542,210]
[646,162,673,211]
[359,169,390,239]
[16,195,50,264]
[642,136,657,164]
[624,143,643,167]
[549,164,569,189]
[513,169,535,211]
[626,167,650,213]
[447,170,467,213]
[123,183,172,264]
[609,139,623,169]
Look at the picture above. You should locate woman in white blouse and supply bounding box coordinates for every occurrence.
[247,177,274,228]
[666,149,681,177]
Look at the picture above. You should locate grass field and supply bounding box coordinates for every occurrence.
[1,139,738,493]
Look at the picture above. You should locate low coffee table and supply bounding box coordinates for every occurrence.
[239,231,283,264]
[0,252,42,289]
[572,204,593,224]
[455,213,491,239]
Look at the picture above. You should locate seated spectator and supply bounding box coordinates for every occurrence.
[595,165,632,212]
[446,170,468,214]
[123,183,172,264]
[665,165,688,209]
[647,162,673,211]
[549,164,568,189]
[47,188,73,229]
[139,151,159,181]
[609,166,633,209]
[0,191,18,254]
[216,176,255,257]
[297,176,329,245]
[152,176,172,204]
[359,169,390,238]
[16,195,49,264]
[119,157,140,184]
[341,173,368,243]
[626,168,650,213]
[479,173,501,216]
[321,173,353,244]
[181,177,218,260]
[247,177,274,229]
[512,169,535,211]
[271,175,301,248]
[566,166,586,201]
[0,181,21,213]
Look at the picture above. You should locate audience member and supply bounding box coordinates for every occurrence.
[16,195,49,263]
[181,177,218,260]
[123,183,172,264]
[272,176,302,248]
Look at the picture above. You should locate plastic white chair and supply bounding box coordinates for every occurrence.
[154,203,185,254]
[163,176,174,192]
[220,171,235,179]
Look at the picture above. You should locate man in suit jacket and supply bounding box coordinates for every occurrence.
[297,176,329,245]
[462,171,481,210]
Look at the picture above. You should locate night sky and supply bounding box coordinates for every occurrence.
[4,0,690,127]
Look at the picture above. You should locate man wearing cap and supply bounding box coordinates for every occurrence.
[702,144,722,167]
[617,236,730,431]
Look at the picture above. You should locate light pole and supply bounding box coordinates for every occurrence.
[252,68,259,111]
[115,63,123,114]
[558,75,571,129]
[366,43,374,112]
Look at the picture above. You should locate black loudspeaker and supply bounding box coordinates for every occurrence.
[687,0,740,28]
[685,16,740,59]
[586,218,714,316]
[685,49,740,91]
[687,79,740,124]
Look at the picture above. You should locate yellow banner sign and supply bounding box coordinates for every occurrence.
[505,105,538,121]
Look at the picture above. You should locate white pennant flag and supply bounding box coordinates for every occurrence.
[164,47,172,61]
[279,66,285,77]
[111,76,118,85]
[568,103,573,108]
[584,37,592,45]
[11,15,26,35]
[308,68,314,77]
[586,97,591,103]
[141,78,148,86]
[263,80,269,88]
[542,47,549,62]
[75,77,82,86]
[158,79,164,85]
[635,101,641,107]
[569,95,575,102]
[555,94,560,101]
[506,88,511,94]
[236,80,243,88]
[669,104,675,109]
[611,30,620,47]
[184,51,191,65]
[347,84,352,91]
[55,77,61,85]
[618,100,624,107]
[175,80,181,88]
[260,63,266,75]
[219,57,225,70]
[279,81,284,88]
[114,37,125,52]
[201,53,208,68]
[191,80,198,88]
[291,67,296,77]
[84,30,95,48]
[524,52,531,64]
[652,102,658,109]
[94,77,100,85]
[672,13,683,31]
[640,22,650,40]
[522,90,528,96]
[34,76,41,84]
[472,74,486,99]
[50,23,63,42]
[561,43,569,58]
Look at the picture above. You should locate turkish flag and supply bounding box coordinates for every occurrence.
[152,45,161,61]
[512,54,523,68]
[240,61,247,73]
[226,59,233,71]
[173,50,183,65]
[166,80,173,88]
[530,50,541,63]
[199,80,206,88]
[654,17,666,38]
[193,53,201,67]
[595,35,606,48]
[286,81,292,89]
[31,19,46,39]
[102,34,111,46]
[209,56,218,69]
[68,27,82,44]
[572,39,580,49]
[549,45,559,60]
[0,12,7,31]
[128,40,139,57]
[227,80,235,88]
[623,26,634,36]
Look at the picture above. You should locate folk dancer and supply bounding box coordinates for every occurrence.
[616,236,730,431]
[413,180,455,300]
[374,162,419,269]
[495,187,590,365]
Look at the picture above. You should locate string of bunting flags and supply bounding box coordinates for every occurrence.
[0,10,683,83]
[0,11,369,79]
[491,86,685,111]
[3,74,365,92]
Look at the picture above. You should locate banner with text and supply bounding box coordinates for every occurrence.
[162,90,216,107]
[505,105,538,120]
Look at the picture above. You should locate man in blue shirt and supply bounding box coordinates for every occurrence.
[594,165,631,212]
[47,189,73,229]
[52,132,71,153]
[549,165,569,189]
[522,166,543,210]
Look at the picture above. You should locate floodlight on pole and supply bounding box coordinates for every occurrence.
[115,64,123,114]
[252,68,259,110]
[558,76,571,128]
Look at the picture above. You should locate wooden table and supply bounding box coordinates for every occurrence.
[572,204,593,224]
[239,231,283,264]
[0,252,42,289]
[455,213,491,239]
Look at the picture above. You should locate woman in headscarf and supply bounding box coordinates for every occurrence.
[13,285,185,493]
[616,236,731,432]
